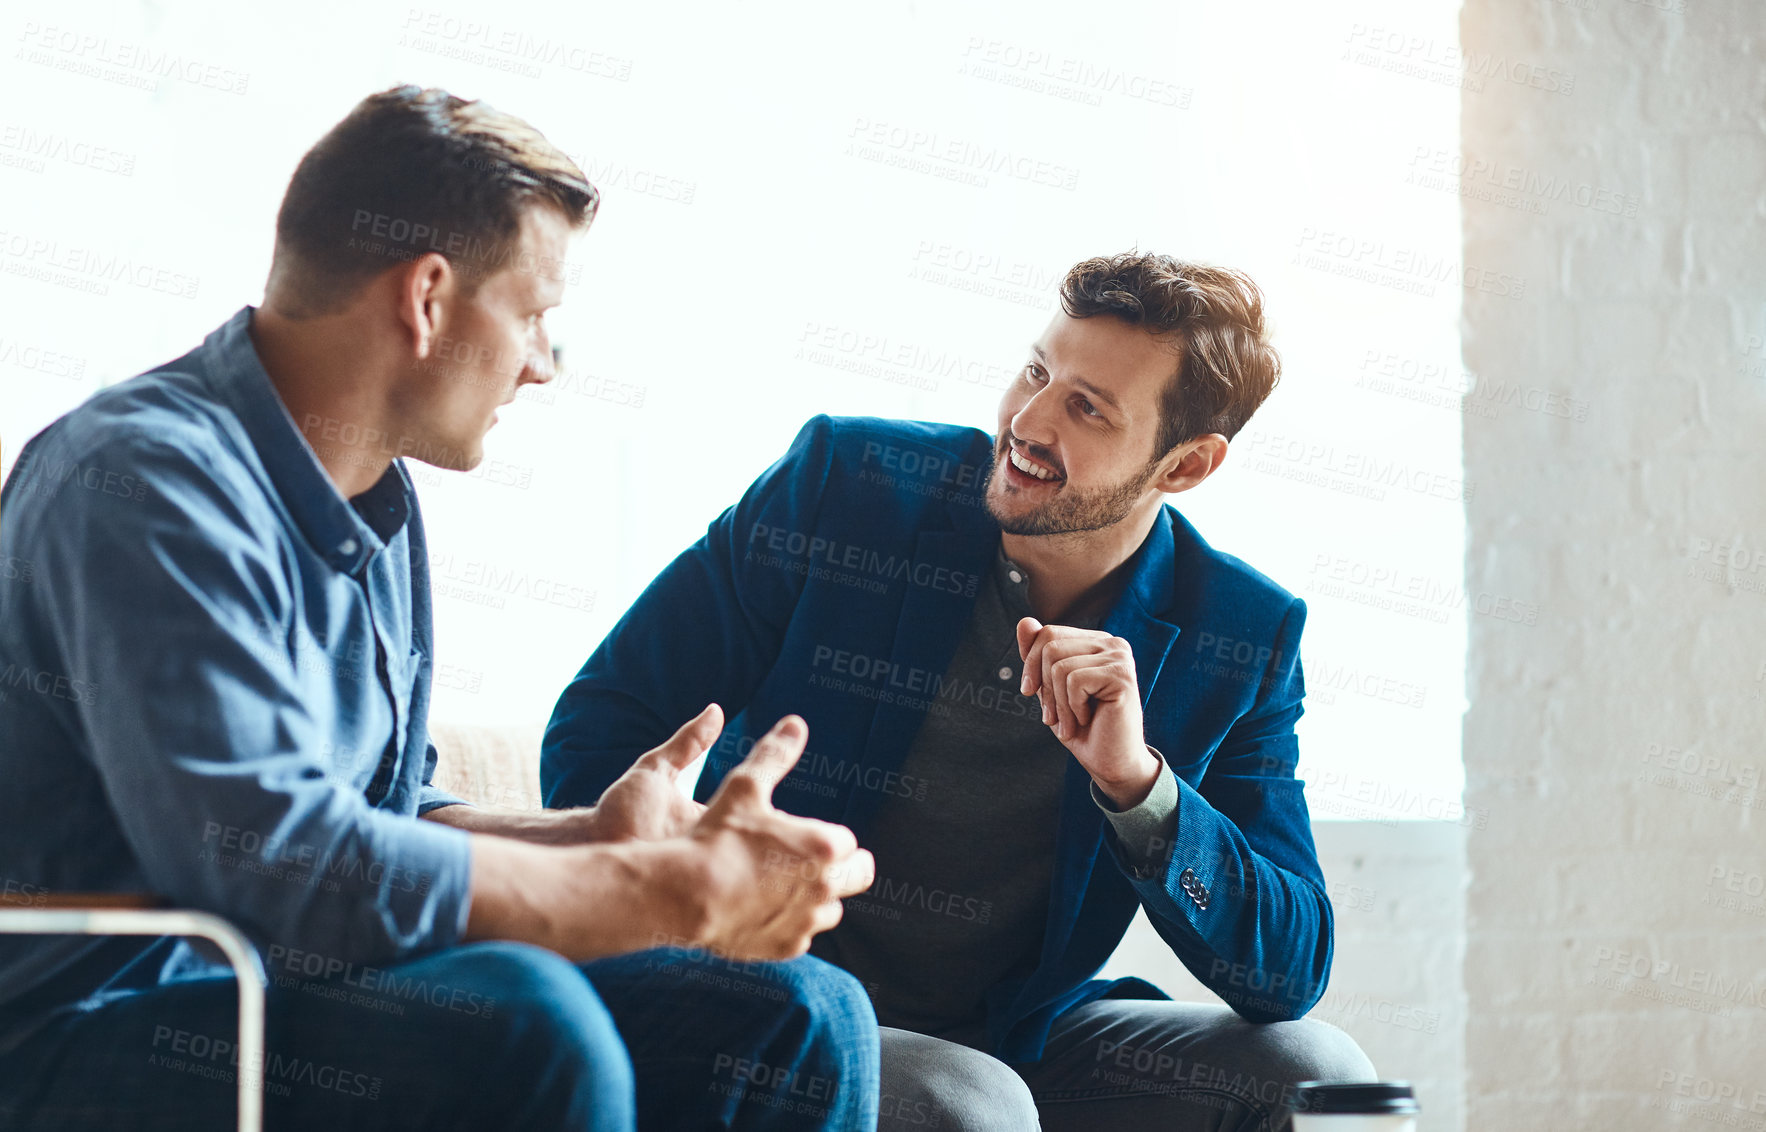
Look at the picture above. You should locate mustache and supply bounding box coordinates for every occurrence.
[996,433,1064,478]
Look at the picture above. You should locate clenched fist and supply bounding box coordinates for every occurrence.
[1016,617,1160,809]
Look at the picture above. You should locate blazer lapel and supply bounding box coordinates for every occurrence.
[1033,508,1184,970]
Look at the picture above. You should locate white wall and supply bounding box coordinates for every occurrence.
[1460,0,1766,1127]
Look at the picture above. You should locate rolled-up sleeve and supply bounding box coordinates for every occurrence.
[36,431,472,965]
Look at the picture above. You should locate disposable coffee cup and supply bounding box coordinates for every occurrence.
[1291,1081,1418,1131]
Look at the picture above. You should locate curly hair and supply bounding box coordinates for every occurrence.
[1059,252,1281,453]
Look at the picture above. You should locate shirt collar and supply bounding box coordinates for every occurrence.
[201,305,412,574]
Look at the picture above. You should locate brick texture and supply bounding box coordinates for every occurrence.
[1462,1,1766,1128]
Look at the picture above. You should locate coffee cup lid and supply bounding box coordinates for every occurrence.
[1294,1081,1418,1114]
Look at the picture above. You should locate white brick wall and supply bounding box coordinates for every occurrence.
[1461,1,1766,1127]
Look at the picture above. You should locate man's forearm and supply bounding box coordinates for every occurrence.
[459,832,698,960]
[423,801,602,845]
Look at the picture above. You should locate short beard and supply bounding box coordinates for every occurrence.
[983,441,1161,537]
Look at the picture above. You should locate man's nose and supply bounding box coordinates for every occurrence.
[1009,385,1060,444]
[521,344,560,386]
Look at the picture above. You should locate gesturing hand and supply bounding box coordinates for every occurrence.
[586,704,723,842]
[1016,616,1159,809]
[685,715,876,961]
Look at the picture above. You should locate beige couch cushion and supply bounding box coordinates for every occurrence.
[428,722,548,811]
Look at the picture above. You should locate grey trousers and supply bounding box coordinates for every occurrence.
[879,1000,1377,1131]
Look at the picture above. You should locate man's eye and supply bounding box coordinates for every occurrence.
[1024,365,1046,383]
[1079,399,1099,417]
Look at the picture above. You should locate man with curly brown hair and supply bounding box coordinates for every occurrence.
[547,252,1378,1130]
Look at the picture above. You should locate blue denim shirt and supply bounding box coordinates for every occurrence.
[0,306,473,1049]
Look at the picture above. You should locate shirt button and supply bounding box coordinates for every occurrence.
[998,666,1014,681]
[1008,569,1023,584]
[337,538,358,556]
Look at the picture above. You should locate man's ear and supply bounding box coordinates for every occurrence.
[1151,433,1228,495]
[396,252,454,361]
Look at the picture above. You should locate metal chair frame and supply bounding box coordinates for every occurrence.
[0,895,264,1132]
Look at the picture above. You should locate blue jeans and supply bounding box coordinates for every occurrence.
[0,941,880,1131]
